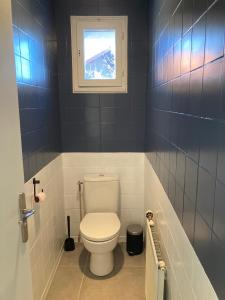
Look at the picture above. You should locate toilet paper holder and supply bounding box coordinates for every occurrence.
[33,177,44,203]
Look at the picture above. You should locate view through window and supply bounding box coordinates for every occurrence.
[84,29,116,80]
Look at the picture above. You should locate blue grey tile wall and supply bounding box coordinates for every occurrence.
[54,0,148,152]
[11,0,61,181]
[146,0,225,297]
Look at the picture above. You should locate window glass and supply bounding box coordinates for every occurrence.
[84,29,116,80]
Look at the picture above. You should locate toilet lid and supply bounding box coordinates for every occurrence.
[80,213,121,242]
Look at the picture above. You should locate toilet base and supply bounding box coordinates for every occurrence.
[81,234,119,277]
[90,251,114,276]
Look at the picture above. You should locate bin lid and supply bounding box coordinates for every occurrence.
[127,224,143,235]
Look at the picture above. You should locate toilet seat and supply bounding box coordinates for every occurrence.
[80,212,120,242]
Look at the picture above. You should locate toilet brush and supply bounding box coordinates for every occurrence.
[64,216,75,251]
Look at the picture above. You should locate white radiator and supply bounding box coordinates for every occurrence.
[145,211,166,300]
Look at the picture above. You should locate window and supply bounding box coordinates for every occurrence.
[71,16,128,93]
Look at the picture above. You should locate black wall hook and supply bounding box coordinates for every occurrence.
[33,177,40,203]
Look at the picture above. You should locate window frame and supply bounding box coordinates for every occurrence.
[70,16,128,94]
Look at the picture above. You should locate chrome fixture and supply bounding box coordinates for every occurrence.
[19,193,36,242]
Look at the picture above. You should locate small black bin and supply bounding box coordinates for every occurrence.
[126,224,143,256]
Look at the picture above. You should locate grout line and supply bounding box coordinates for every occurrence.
[41,244,64,300]
[77,273,85,300]
[77,249,89,300]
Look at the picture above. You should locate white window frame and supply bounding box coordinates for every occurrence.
[70,16,128,93]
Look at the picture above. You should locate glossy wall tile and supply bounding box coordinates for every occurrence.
[145,157,217,300]
[62,153,144,241]
[54,0,148,152]
[146,0,225,297]
[25,156,64,300]
[11,0,61,181]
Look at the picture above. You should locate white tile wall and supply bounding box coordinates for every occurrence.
[62,153,145,241]
[25,155,65,300]
[144,155,218,300]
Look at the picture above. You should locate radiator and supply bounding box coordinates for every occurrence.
[145,211,166,300]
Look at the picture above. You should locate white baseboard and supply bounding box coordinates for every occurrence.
[40,243,64,300]
[73,235,127,243]
[73,236,80,243]
[119,236,126,243]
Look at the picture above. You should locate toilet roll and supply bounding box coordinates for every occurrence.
[36,192,46,202]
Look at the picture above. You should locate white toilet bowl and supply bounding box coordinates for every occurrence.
[80,212,121,276]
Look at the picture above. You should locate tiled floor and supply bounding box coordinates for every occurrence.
[46,243,145,300]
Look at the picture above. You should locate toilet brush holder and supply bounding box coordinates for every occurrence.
[64,216,75,251]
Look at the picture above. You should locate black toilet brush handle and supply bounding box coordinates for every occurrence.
[67,216,71,238]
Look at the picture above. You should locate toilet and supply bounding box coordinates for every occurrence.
[80,174,121,276]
